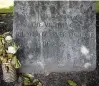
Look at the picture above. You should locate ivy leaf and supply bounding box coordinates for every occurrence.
[0,57,2,64]
[24,77,31,85]
[0,56,3,62]
[0,40,3,55]
[67,80,77,86]
[33,79,39,83]
[3,32,10,37]
[37,82,43,86]
[8,53,13,59]
[11,56,21,68]
[33,79,43,86]
[23,74,34,85]
[12,42,20,51]
[2,58,7,63]
[24,74,33,80]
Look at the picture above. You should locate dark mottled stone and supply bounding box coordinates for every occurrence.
[0,14,13,34]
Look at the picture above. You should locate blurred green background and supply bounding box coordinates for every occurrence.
[96,1,99,13]
[0,6,13,13]
[0,0,13,13]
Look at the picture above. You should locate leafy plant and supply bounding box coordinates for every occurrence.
[23,74,43,86]
[67,80,77,86]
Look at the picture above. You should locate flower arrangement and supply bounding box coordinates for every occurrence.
[0,32,21,82]
[0,32,43,86]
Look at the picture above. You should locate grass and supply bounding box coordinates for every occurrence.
[0,6,13,13]
[96,1,99,13]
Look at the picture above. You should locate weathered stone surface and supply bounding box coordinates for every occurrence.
[13,1,96,74]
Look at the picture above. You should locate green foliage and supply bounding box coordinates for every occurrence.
[33,79,43,86]
[23,74,43,86]
[0,39,3,56]
[0,32,21,69]
[96,1,99,13]
[0,6,13,13]
[11,56,21,68]
[23,74,34,85]
[67,80,77,86]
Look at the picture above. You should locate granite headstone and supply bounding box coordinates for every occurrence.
[13,1,96,74]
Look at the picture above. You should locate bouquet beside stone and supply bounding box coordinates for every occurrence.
[0,32,21,82]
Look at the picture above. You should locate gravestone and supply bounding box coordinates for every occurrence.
[13,1,96,74]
